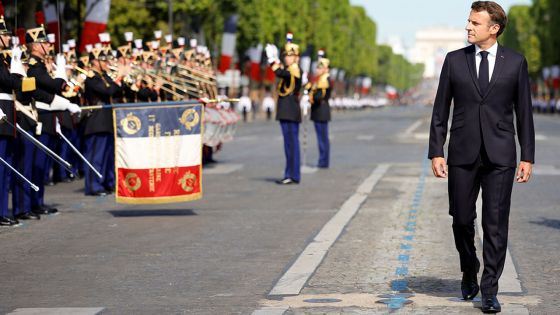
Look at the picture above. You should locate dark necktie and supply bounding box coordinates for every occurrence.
[479,51,489,95]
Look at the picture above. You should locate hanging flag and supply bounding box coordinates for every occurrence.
[218,15,238,73]
[247,44,262,81]
[79,0,111,52]
[42,0,60,50]
[114,104,203,204]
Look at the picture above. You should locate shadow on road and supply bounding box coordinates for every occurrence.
[405,276,461,297]
[108,209,197,217]
[529,217,560,230]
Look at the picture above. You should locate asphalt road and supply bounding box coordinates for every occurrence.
[0,106,558,314]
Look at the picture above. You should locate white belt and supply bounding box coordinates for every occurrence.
[35,101,51,111]
[0,93,13,101]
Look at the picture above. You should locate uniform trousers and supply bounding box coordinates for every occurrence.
[313,121,329,168]
[53,127,80,181]
[0,136,13,217]
[12,133,34,215]
[448,147,515,296]
[280,120,300,182]
[84,133,115,195]
[30,133,57,208]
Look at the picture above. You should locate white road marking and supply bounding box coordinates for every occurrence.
[301,165,318,174]
[402,118,425,137]
[203,163,243,174]
[8,308,105,315]
[356,135,375,141]
[476,194,523,293]
[250,307,290,315]
[267,164,391,296]
[535,134,547,141]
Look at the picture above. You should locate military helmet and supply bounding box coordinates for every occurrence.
[0,16,10,35]
[284,33,299,56]
[25,26,48,44]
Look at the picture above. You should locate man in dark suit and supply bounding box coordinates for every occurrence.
[428,2,534,313]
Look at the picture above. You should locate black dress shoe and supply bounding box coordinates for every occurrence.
[90,190,108,196]
[43,205,58,214]
[32,206,58,215]
[275,178,299,185]
[0,216,20,226]
[481,295,501,313]
[461,271,479,300]
[16,212,41,220]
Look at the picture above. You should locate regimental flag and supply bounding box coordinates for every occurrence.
[114,104,203,204]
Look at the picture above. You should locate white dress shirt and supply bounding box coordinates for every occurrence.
[475,41,499,80]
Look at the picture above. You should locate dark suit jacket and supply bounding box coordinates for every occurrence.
[428,44,535,167]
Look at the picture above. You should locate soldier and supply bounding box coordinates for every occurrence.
[26,26,81,215]
[0,16,26,226]
[307,52,332,168]
[266,33,302,184]
[82,47,123,196]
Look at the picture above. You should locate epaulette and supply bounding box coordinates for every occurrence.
[28,57,38,66]
[317,73,330,89]
[87,70,95,78]
[288,63,301,79]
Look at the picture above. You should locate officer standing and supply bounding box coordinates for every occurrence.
[0,16,25,226]
[26,26,81,215]
[266,33,302,185]
[308,53,331,168]
[82,47,123,196]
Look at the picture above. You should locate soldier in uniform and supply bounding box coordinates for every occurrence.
[26,26,81,215]
[0,16,26,226]
[266,33,302,185]
[82,47,123,196]
[308,53,332,168]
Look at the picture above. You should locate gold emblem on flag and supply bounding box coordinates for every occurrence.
[124,172,142,191]
[121,113,142,135]
[178,171,197,192]
[179,108,199,131]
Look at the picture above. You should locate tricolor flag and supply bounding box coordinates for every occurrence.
[79,0,111,52]
[247,44,263,82]
[114,104,203,204]
[218,15,238,73]
[42,0,60,50]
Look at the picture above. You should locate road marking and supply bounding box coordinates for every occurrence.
[476,194,523,293]
[250,307,289,315]
[356,135,375,141]
[203,163,243,174]
[301,165,318,174]
[8,308,105,315]
[535,134,547,141]
[267,164,391,297]
[402,118,425,137]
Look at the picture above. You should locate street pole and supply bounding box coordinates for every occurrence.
[168,0,173,37]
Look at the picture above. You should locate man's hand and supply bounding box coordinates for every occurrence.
[516,161,532,183]
[431,157,448,178]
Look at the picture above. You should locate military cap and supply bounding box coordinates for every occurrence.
[89,47,107,61]
[0,16,10,35]
[25,26,48,44]
[284,33,299,56]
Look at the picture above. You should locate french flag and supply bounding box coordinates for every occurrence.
[247,44,263,81]
[218,15,238,73]
[114,105,203,204]
[79,0,111,52]
[42,0,60,51]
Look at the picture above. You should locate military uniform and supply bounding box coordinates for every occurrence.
[268,35,302,184]
[82,48,122,195]
[308,57,332,168]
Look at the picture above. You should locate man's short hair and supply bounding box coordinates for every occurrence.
[471,1,508,37]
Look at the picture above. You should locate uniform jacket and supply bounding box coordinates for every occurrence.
[83,69,122,135]
[309,73,331,122]
[0,54,22,137]
[274,62,302,123]
[428,44,535,167]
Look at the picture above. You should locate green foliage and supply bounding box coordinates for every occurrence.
[501,5,541,77]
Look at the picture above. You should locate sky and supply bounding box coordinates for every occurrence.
[349,0,532,48]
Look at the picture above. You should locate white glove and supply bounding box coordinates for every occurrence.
[301,72,309,86]
[0,108,6,121]
[265,44,279,64]
[49,94,81,115]
[10,46,26,77]
[54,54,68,81]
[300,93,311,116]
[55,118,62,134]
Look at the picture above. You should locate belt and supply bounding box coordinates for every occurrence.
[0,93,13,101]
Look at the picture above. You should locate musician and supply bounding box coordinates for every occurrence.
[82,47,123,196]
[307,53,332,168]
[0,16,26,226]
[266,33,303,184]
[26,26,81,215]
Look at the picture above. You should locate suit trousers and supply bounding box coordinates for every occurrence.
[280,120,300,182]
[313,121,329,168]
[448,148,515,295]
[0,136,13,217]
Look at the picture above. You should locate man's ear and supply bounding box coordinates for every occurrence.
[490,24,500,35]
